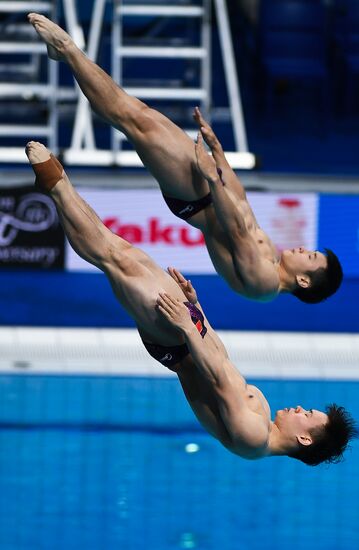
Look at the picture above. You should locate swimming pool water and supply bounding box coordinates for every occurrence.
[0,375,358,550]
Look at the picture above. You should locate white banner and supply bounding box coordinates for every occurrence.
[65,189,318,274]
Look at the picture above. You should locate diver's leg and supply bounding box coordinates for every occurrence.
[28,14,210,204]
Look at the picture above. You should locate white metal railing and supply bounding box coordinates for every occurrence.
[0,2,53,13]
[0,0,255,169]
[0,0,58,157]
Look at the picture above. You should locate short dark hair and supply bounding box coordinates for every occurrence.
[288,404,358,466]
[292,248,343,304]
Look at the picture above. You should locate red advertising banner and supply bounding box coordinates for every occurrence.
[65,189,318,274]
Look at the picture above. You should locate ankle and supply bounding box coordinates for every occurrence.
[48,175,67,196]
[64,40,83,62]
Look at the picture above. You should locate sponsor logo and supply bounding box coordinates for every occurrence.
[178,204,194,215]
[160,353,173,362]
[104,216,205,247]
[0,247,59,265]
[0,189,64,268]
[0,193,57,246]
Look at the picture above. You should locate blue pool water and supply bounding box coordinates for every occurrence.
[0,375,358,550]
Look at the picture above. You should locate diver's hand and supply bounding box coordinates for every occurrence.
[167,267,198,304]
[195,133,220,185]
[156,292,192,333]
[193,106,220,151]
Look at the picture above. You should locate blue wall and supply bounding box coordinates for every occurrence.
[1,270,358,332]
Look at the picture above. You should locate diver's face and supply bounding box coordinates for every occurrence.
[281,248,327,275]
[274,406,328,439]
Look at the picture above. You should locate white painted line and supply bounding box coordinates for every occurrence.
[0,328,358,380]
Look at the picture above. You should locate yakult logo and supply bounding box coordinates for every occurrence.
[0,193,57,246]
[104,216,205,247]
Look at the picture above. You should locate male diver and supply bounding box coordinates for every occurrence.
[25,140,356,466]
[28,13,343,304]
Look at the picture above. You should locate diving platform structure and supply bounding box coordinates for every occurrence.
[0,0,255,170]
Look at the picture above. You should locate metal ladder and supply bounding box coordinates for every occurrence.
[0,1,59,162]
[0,0,254,169]
[111,0,212,152]
[106,0,252,168]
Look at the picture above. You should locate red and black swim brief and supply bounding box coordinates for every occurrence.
[142,302,207,368]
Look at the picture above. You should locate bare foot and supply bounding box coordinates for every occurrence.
[26,142,66,193]
[27,13,74,61]
[25,141,51,164]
